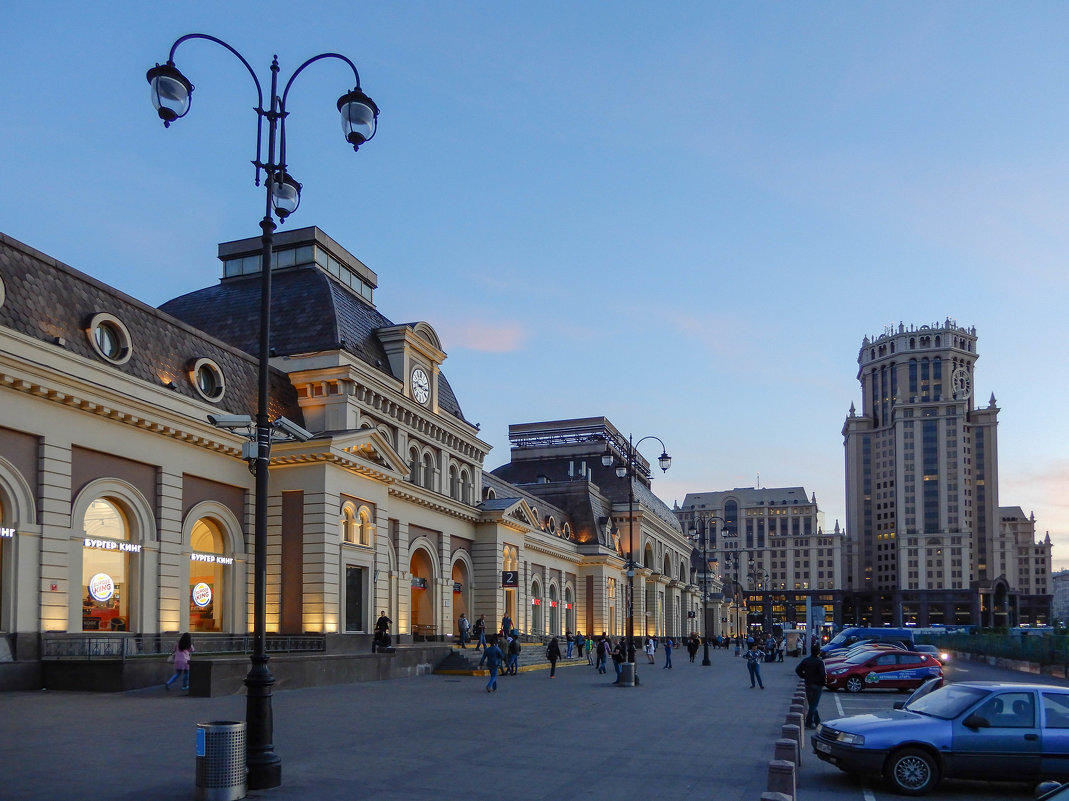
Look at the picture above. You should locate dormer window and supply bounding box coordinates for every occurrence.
[190,358,225,402]
[87,313,132,365]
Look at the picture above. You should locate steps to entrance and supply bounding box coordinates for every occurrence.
[434,645,590,676]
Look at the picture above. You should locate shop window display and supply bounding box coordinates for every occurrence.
[189,518,227,633]
[81,499,132,631]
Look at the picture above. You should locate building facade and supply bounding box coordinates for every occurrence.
[675,487,846,636]
[842,320,1052,627]
[0,228,689,689]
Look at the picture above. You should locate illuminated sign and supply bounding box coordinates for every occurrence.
[191,582,213,608]
[411,577,427,589]
[191,553,234,565]
[453,582,463,593]
[88,572,115,602]
[0,527,14,539]
[565,603,572,610]
[549,601,557,608]
[501,571,518,587]
[531,598,541,606]
[83,537,142,553]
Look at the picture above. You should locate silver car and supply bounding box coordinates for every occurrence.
[813,680,1069,795]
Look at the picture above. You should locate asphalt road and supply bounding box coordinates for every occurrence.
[800,658,1069,801]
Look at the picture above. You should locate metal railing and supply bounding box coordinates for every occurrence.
[41,633,325,660]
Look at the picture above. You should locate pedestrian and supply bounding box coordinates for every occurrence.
[795,643,827,729]
[473,614,487,651]
[663,637,674,669]
[777,637,786,662]
[500,613,513,638]
[586,634,595,666]
[565,630,574,659]
[373,610,391,652]
[574,630,584,659]
[611,639,624,683]
[687,634,700,663]
[165,632,194,691]
[457,613,470,648]
[483,636,504,693]
[596,635,610,674]
[645,636,656,664]
[745,641,765,688]
[507,634,521,675]
[547,636,561,678]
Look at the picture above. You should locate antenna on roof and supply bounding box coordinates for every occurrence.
[757,472,760,489]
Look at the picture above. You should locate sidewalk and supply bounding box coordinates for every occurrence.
[0,646,798,801]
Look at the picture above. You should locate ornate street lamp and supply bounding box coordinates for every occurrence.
[601,433,670,688]
[148,33,378,791]
[689,515,724,667]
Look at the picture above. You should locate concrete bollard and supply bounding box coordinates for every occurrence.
[786,712,805,750]
[760,794,792,801]
[767,759,796,800]
[793,696,808,716]
[774,738,799,767]
[781,723,802,766]
[789,703,804,717]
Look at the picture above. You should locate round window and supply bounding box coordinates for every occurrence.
[190,358,225,401]
[86,313,132,365]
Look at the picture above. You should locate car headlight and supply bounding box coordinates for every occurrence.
[836,731,866,745]
[940,652,950,661]
[828,667,850,675]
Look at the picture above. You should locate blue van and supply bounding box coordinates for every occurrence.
[820,627,914,658]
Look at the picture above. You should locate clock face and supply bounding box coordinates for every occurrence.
[411,367,430,404]
[952,367,972,400]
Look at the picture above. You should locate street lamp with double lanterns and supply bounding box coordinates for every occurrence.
[688,515,724,666]
[601,433,670,688]
[147,33,378,791]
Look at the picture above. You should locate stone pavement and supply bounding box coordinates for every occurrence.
[0,646,801,801]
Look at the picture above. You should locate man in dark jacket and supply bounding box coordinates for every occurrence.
[795,643,827,729]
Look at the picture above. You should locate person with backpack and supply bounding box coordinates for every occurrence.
[611,639,624,683]
[595,635,610,674]
[547,636,561,678]
[507,634,521,675]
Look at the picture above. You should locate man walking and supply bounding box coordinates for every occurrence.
[457,613,470,648]
[795,643,827,728]
[663,637,674,669]
[565,630,574,659]
[473,614,486,651]
[482,636,503,693]
[745,641,764,688]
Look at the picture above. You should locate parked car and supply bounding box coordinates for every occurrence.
[813,680,1069,795]
[912,643,950,665]
[825,649,942,693]
[820,626,915,658]
[823,641,907,666]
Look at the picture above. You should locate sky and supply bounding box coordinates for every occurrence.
[2,3,1068,569]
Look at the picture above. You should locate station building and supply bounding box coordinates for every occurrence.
[0,227,692,689]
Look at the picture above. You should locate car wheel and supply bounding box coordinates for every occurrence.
[885,747,939,796]
[845,676,864,693]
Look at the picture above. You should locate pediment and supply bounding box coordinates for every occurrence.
[479,497,539,529]
[335,428,410,474]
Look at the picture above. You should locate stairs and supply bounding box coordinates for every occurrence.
[435,643,590,675]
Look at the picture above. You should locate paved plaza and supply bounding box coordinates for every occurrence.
[1,646,800,801]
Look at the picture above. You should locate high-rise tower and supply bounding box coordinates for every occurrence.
[842,319,1050,627]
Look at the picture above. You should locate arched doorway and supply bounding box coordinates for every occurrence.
[410,547,435,639]
[531,579,543,635]
[564,586,575,635]
[548,584,559,636]
[451,558,470,641]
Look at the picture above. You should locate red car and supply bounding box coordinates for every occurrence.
[825,649,942,693]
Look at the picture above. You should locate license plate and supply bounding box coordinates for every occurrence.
[815,740,832,754]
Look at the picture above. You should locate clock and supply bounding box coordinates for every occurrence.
[411,367,430,405]
[951,367,971,400]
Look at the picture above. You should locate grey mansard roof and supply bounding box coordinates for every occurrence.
[159,265,468,424]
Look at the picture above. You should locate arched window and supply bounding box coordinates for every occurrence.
[81,499,133,632]
[449,465,459,500]
[189,517,227,633]
[408,448,419,484]
[341,503,358,544]
[460,469,472,505]
[484,486,496,501]
[503,544,518,571]
[422,452,435,491]
[358,505,373,547]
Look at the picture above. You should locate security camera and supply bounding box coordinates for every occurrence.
[273,416,314,442]
[207,414,254,430]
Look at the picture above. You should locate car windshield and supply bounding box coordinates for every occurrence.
[906,684,988,719]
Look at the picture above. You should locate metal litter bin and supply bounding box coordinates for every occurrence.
[195,721,247,801]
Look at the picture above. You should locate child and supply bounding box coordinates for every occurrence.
[165,632,194,691]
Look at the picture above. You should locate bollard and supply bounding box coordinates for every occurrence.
[789,703,804,717]
[767,759,796,800]
[781,723,802,767]
[793,695,808,716]
[786,712,805,751]
[774,738,798,767]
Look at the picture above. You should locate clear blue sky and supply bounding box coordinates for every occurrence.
[3,3,1067,569]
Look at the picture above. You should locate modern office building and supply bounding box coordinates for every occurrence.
[842,320,1052,627]
[1053,570,1069,627]
[0,228,690,690]
[674,487,846,636]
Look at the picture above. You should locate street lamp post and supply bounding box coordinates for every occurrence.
[689,515,724,667]
[147,34,378,791]
[601,433,671,688]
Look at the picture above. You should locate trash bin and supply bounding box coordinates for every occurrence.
[195,721,247,801]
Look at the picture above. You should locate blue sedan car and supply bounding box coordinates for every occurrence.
[813,681,1069,795]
